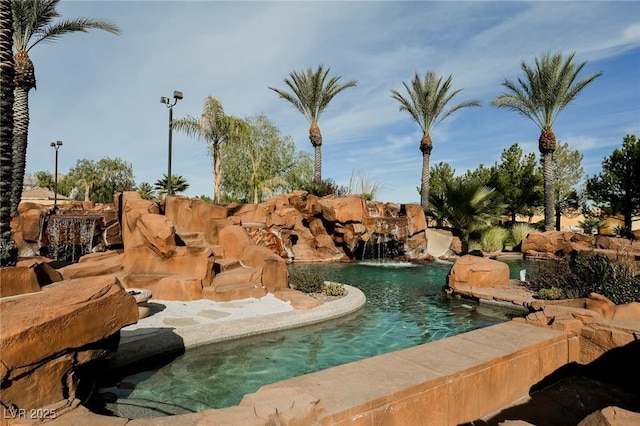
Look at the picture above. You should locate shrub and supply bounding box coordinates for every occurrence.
[480,227,509,252]
[537,287,565,300]
[301,178,349,197]
[467,240,482,252]
[511,223,535,247]
[323,282,346,297]
[289,268,324,293]
[527,252,640,304]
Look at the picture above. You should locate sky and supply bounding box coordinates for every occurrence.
[23,0,640,204]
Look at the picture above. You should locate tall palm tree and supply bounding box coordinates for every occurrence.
[492,51,602,231]
[269,64,357,183]
[391,71,480,212]
[0,0,17,266]
[172,95,247,204]
[11,0,120,215]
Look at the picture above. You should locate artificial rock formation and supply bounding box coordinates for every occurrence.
[0,275,138,410]
[445,254,510,289]
[522,230,640,262]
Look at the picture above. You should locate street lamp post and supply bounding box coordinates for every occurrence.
[160,91,183,196]
[49,141,63,208]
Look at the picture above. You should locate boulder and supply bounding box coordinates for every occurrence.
[0,275,138,409]
[0,266,41,297]
[521,231,574,257]
[446,255,510,289]
[219,225,253,260]
[401,204,428,236]
[319,195,365,223]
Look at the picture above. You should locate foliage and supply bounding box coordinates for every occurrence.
[480,226,509,252]
[323,282,346,297]
[172,95,247,204]
[537,287,565,300]
[300,178,349,197]
[527,252,640,304]
[195,195,214,204]
[220,114,312,204]
[289,268,324,293]
[269,64,357,183]
[391,71,481,211]
[348,170,384,201]
[577,206,606,234]
[136,182,155,200]
[34,170,54,190]
[586,135,640,230]
[10,0,121,216]
[489,143,543,223]
[492,51,602,231]
[153,174,189,197]
[510,222,535,247]
[428,175,504,241]
[551,142,584,229]
[61,157,135,203]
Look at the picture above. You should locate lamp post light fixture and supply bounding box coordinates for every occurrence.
[49,140,63,208]
[160,90,183,196]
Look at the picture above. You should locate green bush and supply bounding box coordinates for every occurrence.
[537,287,566,300]
[323,282,346,296]
[511,222,535,247]
[289,269,324,293]
[480,227,509,252]
[467,240,482,252]
[527,252,640,304]
[300,178,349,197]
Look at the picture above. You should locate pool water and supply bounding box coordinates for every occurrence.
[97,260,528,417]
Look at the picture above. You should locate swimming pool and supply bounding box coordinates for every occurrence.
[96,260,528,418]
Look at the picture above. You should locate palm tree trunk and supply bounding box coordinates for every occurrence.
[11,87,29,216]
[420,133,433,214]
[539,128,557,231]
[0,0,17,266]
[213,143,221,204]
[310,123,322,183]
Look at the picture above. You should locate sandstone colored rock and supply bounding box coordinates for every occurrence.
[446,255,510,289]
[319,195,365,223]
[578,406,640,426]
[0,275,138,409]
[0,266,41,297]
[274,288,324,310]
[219,225,253,260]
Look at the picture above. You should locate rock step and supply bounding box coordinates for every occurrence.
[119,274,204,301]
[213,266,260,286]
[215,258,242,273]
[175,229,207,246]
[202,283,267,302]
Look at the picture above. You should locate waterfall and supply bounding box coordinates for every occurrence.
[360,217,408,262]
[271,229,295,261]
[46,215,101,262]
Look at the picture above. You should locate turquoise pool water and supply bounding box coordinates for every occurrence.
[97,259,528,417]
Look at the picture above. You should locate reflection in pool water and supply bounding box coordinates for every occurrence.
[97,260,528,417]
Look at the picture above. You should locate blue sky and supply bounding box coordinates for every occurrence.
[24,0,640,204]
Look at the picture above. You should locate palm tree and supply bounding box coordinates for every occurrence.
[136,182,156,200]
[492,51,602,231]
[172,95,247,204]
[0,0,17,266]
[269,64,357,183]
[154,174,189,198]
[428,177,504,242]
[11,0,120,216]
[391,71,480,212]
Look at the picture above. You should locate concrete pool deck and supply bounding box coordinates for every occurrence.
[111,285,367,370]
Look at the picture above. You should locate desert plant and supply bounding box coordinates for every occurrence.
[467,240,482,252]
[578,217,606,235]
[323,282,346,297]
[511,222,535,247]
[480,226,509,252]
[527,252,640,304]
[289,268,324,293]
[537,286,566,300]
[348,170,384,201]
[301,178,349,197]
